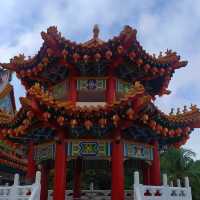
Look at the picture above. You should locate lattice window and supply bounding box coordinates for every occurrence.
[77,79,106,90]
[116,79,132,93]
[77,79,106,102]
[116,79,132,100]
[51,80,69,100]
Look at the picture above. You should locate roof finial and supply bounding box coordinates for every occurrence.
[176,108,181,115]
[169,108,174,115]
[93,24,100,39]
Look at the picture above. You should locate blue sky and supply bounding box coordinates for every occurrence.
[0,0,200,158]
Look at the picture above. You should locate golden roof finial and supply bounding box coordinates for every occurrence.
[93,24,100,39]
[82,24,104,48]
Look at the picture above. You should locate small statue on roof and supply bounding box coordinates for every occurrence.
[165,49,172,55]
[183,105,188,113]
[176,108,181,115]
[158,52,163,58]
[169,108,174,115]
[190,104,198,111]
[119,25,137,46]
[10,54,26,65]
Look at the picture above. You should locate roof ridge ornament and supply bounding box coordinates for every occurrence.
[93,24,99,39]
[176,108,181,115]
[169,108,174,115]
[183,105,188,113]
[82,24,104,48]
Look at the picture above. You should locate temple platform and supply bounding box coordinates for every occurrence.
[0,171,192,200]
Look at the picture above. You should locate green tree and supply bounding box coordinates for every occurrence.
[160,148,200,200]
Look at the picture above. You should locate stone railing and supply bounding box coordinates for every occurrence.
[48,183,133,200]
[0,171,41,200]
[2,170,191,200]
[48,190,133,200]
[134,171,192,200]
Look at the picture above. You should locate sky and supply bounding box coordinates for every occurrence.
[0,0,200,158]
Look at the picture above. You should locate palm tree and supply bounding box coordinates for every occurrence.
[161,148,195,179]
[160,148,200,200]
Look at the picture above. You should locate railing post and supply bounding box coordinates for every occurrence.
[177,179,181,187]
[184,177,190,188]
[134,171,140,186]
[29,171,42,200]
[35,171,41,185]
[170,181,173,187]
[90,182,94,192]
[185,177,192,200]
[134,171,141,200]
[162,174,171,200]
[14,174,20,185]
[162,174,168,186]
[33,171,41,200]
[9,174,19,200]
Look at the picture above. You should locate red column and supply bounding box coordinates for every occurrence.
[69,78,77,103]
[150,141,161,186]
[106,77,116,104]
[53,131,67,200]
[143,165,150,185]
[40,163,49,200]
[73,158,82,199]
[26,142,36,183]
[111,139,124,200]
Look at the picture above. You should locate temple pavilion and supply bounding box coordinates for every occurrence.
[0,25,200,200]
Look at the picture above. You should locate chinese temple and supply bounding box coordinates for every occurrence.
[0,69,27,184]
[0,25,200,200]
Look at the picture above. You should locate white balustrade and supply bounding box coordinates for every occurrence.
[3,170,191,200]
[47,172,192,200]
[48,189,133,200]
[134,171,192,200]
[0,171,41,200]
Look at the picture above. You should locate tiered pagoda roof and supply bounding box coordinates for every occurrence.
[0,25,187,96]
[0,25,199,162]
[0,70,26,173]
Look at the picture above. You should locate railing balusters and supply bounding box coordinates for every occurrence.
[0,171,192,200]
[133,171,192,200]
[0,171,41,200]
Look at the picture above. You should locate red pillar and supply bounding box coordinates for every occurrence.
[73,158,82,199]
[40,164,49,200]
[69,78,77,103]
[150,141,161,186]
[143,165,150,185]
[111,139,124,200]
[26,142,36,183]
[53,131,67,200]
[106,77,116,104]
